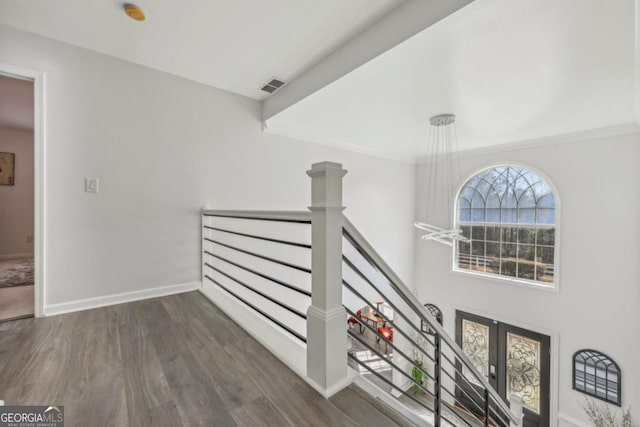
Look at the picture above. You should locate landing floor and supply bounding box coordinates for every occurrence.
[0,291,410,426]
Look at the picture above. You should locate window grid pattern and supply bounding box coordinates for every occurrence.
[456,166,556,285]
[573,350,621,406]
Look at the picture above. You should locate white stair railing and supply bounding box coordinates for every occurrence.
[200,160,524,427]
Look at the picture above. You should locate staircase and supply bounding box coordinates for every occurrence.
[200,161,523,427]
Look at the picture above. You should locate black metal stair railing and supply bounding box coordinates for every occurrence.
[202,210,312,343]
[201,209,520,427]
[342,216,519,427]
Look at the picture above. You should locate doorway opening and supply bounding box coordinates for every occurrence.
[0,66,42,321]
[455,310,551,427]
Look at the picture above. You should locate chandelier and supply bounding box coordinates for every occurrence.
[414,113,468,246]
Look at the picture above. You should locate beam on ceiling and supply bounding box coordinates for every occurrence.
[262,0,473,121]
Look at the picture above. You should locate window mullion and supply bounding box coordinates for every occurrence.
[454,165,555,287]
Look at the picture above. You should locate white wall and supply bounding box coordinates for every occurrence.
[414,131,640,425]
[0,126,34,257]
[0,24,415,310]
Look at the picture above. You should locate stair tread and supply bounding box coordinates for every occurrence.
[330,384,416,427]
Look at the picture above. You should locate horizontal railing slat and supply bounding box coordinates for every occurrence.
[202,209,311,223]
[204,250,311,297]
[204,274,306,343]
[205,262,307,319]
[202,210,311,347]
[201,207,515,426]
[204,225,311,248]
[342,215,517,425]
[204,238,311,274]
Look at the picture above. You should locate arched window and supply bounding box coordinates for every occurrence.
[455,165,557,286]
[573,350,621,406]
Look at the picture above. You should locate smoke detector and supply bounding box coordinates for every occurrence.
[260,78,287,94]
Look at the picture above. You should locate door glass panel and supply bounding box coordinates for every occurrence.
[506,332,541,414]
[461,319,490,386]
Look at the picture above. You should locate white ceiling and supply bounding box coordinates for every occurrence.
[0,0,636,160]
[0,74,34,131]
[266,0,637,161]
[0,0,404,100]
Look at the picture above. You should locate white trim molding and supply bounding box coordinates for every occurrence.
[451,161,562,294]
[0,62,46,318]
[304,371,353,399]
[558,412,590,427]
[264,121,414,164]
[415,122,640,165]
[270,121,640,167]
[352,372,424,426]
[456,123,640,161]
[634,0,640,124]
[44,281,200,316]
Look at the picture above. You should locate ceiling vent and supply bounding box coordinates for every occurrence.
[260,78,287,94]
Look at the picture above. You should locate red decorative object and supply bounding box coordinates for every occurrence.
[377,325,393,353]
[348,310,365,333]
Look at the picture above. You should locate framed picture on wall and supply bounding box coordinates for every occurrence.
[0,152,15,185]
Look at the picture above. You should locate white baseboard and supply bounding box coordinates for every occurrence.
[390,379,412,398]
[352,372,426,426]
[304,371,354,399]
[0,253,33,260]
[44,281,201,316]
[558,412,589,427]
[199,284,307,378]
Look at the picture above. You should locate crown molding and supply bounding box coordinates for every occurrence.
[268,120,640,166]
[416,122,640,164]
[263,121,415,164]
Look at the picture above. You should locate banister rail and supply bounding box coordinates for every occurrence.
[202,209,311,223]
[202,209,312,345]
[342,215,519,426]
[199,163,523,426]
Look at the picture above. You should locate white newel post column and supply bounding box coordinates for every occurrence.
[509,394,524,427]
[306,161,349,397]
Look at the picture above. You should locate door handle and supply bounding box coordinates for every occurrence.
[489,364,497,379]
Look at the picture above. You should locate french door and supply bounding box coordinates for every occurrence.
[455,311,550,427]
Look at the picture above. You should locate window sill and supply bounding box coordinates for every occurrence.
[451,267,559,293]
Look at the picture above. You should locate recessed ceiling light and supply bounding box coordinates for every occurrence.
[124,4,146,22]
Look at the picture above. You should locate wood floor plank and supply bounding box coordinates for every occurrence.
[119,324,174,418]
[149,321,189,365]
[330,385,414,427]
[187,303,243,347]
[231,396,292,427]
[0,291,404,427]
[66,361,128,427]
[226,336,359,427]
[128,400,184,427]
[163,351,238,427]
[177,317,263,410]
[1,383,35,406]
[118,318,148,362]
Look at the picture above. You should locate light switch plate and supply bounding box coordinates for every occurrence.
[85,178,99,193]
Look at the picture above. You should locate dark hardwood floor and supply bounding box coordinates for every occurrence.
[0,291,411,427]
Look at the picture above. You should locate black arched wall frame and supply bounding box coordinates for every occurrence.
[572,349,621,406]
